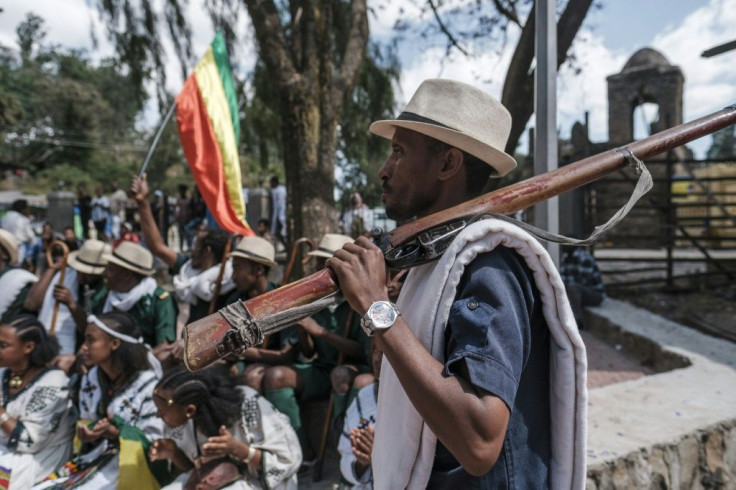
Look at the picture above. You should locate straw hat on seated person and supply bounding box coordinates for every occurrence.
[103,241,155,276]
[67,239,112,276]
[308,233,354,259]
[0,229,19,265]
[230,236,277,269]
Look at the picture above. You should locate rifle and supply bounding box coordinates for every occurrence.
[184,104,736,371]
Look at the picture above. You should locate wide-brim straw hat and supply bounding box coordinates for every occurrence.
[68,239,111,275]
[369,79,517,177]
[0,229,19,265]
[308,234,354,259]
[103,241,155,276]
[230,236,277,268]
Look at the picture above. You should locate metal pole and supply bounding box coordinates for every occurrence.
[534,0,559,266]
[138,101,177,176]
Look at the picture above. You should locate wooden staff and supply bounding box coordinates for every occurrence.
[46,240,70,335]
[209,235,240,315]
[312,309,355,482]
[282,237,316,285]
[184,103,736,371]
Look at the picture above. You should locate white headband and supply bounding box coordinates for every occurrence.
[86,314,163,378]
[87,315,144,344]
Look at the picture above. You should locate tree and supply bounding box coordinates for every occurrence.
[0,14,154,189]
[408,0,596,154]
[95,0,389,243]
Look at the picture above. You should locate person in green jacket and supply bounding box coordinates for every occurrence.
[90,241,177,349]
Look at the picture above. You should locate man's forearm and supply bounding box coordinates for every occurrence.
[136,198,176,268]
[375,319,507,475]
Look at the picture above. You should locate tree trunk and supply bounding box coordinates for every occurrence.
[501,0,593,155]
[245,0,368,247]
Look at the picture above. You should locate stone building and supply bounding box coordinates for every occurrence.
[561,48,691,246]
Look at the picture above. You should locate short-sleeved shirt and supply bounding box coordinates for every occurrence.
[91,285,177,346]
[171,253,231,325]
[428,247,551,489]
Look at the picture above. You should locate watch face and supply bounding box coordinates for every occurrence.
[371,301,398,329]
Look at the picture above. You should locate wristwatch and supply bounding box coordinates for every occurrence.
[360,301,400,337]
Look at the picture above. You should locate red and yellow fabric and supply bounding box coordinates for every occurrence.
[176,32,254,236]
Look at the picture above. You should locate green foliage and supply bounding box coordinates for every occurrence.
[0,13,157,195]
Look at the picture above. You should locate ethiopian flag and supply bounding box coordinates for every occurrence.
[176,32,254,236]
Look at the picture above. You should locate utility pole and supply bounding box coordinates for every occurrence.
[534,0,559,265]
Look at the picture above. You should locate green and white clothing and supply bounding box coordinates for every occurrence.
[39,367,165,489]
[92,278,177,346]
[0,368,75,489]
[162,386,301,490]
[0,266,37,323]
[171,253,235,324]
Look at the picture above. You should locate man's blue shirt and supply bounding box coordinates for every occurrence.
[428,246,551,489]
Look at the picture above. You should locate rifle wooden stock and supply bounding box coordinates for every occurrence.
[185,268,338,370]
[184,104,736,371]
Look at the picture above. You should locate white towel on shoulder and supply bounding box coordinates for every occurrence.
[172,259,235,304]
[373,218,588,490]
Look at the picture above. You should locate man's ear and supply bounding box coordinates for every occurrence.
[438,147,465,181]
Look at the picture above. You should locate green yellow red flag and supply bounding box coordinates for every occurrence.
[176,32,254,236]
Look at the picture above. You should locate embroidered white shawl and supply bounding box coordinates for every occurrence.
[373,219,588,490]
[165,386,301,490]
[172,259,235,305]
[0,368,74,489]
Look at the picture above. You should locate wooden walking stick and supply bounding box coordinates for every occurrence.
[184,103,736,371]
[46,240,70,335]
[282,237,316,285]
[312,310,355,482]
[209,235,240,315]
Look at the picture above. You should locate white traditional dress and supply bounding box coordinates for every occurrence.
[162,385,302,490]
[35,367,164,489]
[338,383,378,490]
[37,268,79,355]
[0,368,75,489]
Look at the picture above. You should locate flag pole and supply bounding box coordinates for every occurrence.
[138,101,177,176]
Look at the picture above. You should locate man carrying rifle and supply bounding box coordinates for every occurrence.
[328,79,586,488]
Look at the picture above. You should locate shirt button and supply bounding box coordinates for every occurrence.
[467,300,479,310]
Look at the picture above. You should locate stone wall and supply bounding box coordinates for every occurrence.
[586,420,736,489]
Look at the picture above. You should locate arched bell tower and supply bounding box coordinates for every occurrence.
[607,48,684,145]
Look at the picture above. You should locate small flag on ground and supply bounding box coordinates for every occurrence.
[176,32,254,236]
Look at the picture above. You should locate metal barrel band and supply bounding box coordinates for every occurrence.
[218,301,264,354]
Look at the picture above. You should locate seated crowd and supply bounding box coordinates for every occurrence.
[0,174,386,489]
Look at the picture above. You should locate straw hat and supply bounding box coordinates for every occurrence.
[369,79,517,177]
[308,234,354,259]
[230,236,277,268]
[103,241,155,276]
[0,229,19,265]
[68,239,111,275]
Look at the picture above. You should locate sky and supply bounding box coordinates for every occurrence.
[1,0,734,158]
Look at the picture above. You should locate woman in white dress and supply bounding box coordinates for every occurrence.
[0,315,75,489]
[150,364,302,490]
[37,311,166,489]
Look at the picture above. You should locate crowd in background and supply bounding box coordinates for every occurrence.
[0,174,398,490]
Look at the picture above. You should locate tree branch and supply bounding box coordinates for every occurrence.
[427,0,469,56]
[335,0,369,96]
[244,0,297,85]
[492,0,521,27]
